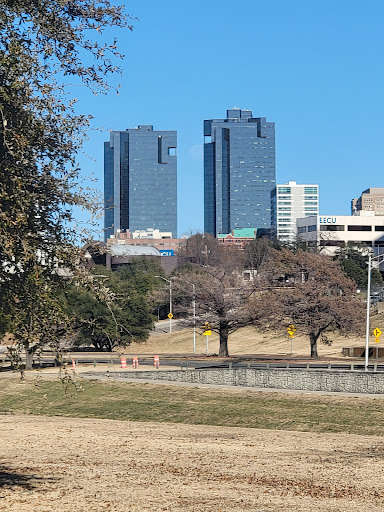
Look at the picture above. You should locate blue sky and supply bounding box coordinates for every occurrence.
[76,0,384,238]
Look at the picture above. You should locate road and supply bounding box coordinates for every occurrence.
[2,352,384,372]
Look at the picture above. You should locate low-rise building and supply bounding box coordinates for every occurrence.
[297,212,384,257]
[84,241,180,273]
[107,229,185,255]
[217,228,269,249]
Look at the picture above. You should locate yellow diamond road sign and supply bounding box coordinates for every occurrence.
[167,313,173,319]
[373,328,382,337]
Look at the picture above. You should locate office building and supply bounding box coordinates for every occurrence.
[271,181,319,242]
[204,108,275,235]
[297,212,384,258]
[104,125,177,241]
[352,188,384,216]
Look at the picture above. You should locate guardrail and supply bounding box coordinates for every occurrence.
[199,362,384,372]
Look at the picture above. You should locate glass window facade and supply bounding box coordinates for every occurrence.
[104,126,177,241]
[204,109,275,235]
[271,182,319,243]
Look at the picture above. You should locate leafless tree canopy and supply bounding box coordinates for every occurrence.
[174,237,365,358]
[249,248,366,358]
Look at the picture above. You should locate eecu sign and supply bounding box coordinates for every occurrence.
[319,217,337,224]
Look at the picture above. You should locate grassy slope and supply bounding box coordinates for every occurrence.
[123,314,384,358]
[1,377,384,436]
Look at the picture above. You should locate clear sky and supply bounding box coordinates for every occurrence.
[76,0,384,238]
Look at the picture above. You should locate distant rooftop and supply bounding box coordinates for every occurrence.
[218,228,257,239]
[362,188,384,195]
[109,245,161,257]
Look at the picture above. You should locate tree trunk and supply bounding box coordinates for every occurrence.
[309,332,319,358]
[24,343,33,370]
[219,323,229,357]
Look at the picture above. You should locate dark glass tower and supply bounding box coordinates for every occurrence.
[104,125,177,241]
[204,109,275,235]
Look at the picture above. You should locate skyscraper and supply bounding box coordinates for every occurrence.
[104,125,177,241]
[204,108,275,235]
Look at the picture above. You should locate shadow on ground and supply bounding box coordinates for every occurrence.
[0,465,53,489]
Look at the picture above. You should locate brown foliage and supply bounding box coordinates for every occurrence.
[250,249,365,357]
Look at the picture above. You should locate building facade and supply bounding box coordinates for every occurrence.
[297,212,384,257]
[204,108,275,236]
[107,228,185,254]
[271,181,319,242]
[104,125,177,241]
[352,188,384,216]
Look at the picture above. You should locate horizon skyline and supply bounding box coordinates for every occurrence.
[73,0,384,239]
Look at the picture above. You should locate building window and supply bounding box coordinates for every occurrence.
[308,225,317,232]
[304,202,318,206]
[278,187,291,194]
[320,225,345,231]
[278,207,291,211]
[305,207,318,211]
[375,226,384,231]
[298,226,307,233]
[320,240,345,247]
[168,147,176,156]
[347,225,372,231]
[347,241,372,246]
[304,187,318,194]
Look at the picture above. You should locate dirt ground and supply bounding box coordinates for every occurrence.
[1,414,384,512]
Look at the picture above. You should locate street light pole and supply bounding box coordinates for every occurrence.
[155,276,172,333]
[365,254,372,372]
[365,252,384,371]
[169,279,172,333]
[192,284,196,354]
[172,277,197,354]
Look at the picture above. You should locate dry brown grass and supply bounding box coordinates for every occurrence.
[1,413,384,511]
[124,318,384,359]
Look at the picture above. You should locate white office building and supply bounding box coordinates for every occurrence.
[297,212,384,257]
[271,181,319,242]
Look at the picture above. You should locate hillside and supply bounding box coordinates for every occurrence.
[123,311,384,359]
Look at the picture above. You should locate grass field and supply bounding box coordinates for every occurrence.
[1,376,384,436]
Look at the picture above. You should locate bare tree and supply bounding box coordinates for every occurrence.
[250,249,366,358]
[175,237,257,357]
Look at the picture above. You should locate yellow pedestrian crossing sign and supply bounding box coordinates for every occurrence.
[287,324,296,337]
[373,328,382,338]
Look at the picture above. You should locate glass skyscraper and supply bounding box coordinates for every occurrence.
[104,125,177,241]
[204,108,275,235]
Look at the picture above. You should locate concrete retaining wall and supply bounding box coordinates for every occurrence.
[85,368,384,394]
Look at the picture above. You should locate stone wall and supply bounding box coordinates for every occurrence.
[85,368,384,394]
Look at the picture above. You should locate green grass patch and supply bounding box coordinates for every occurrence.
[1,377,383,436]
